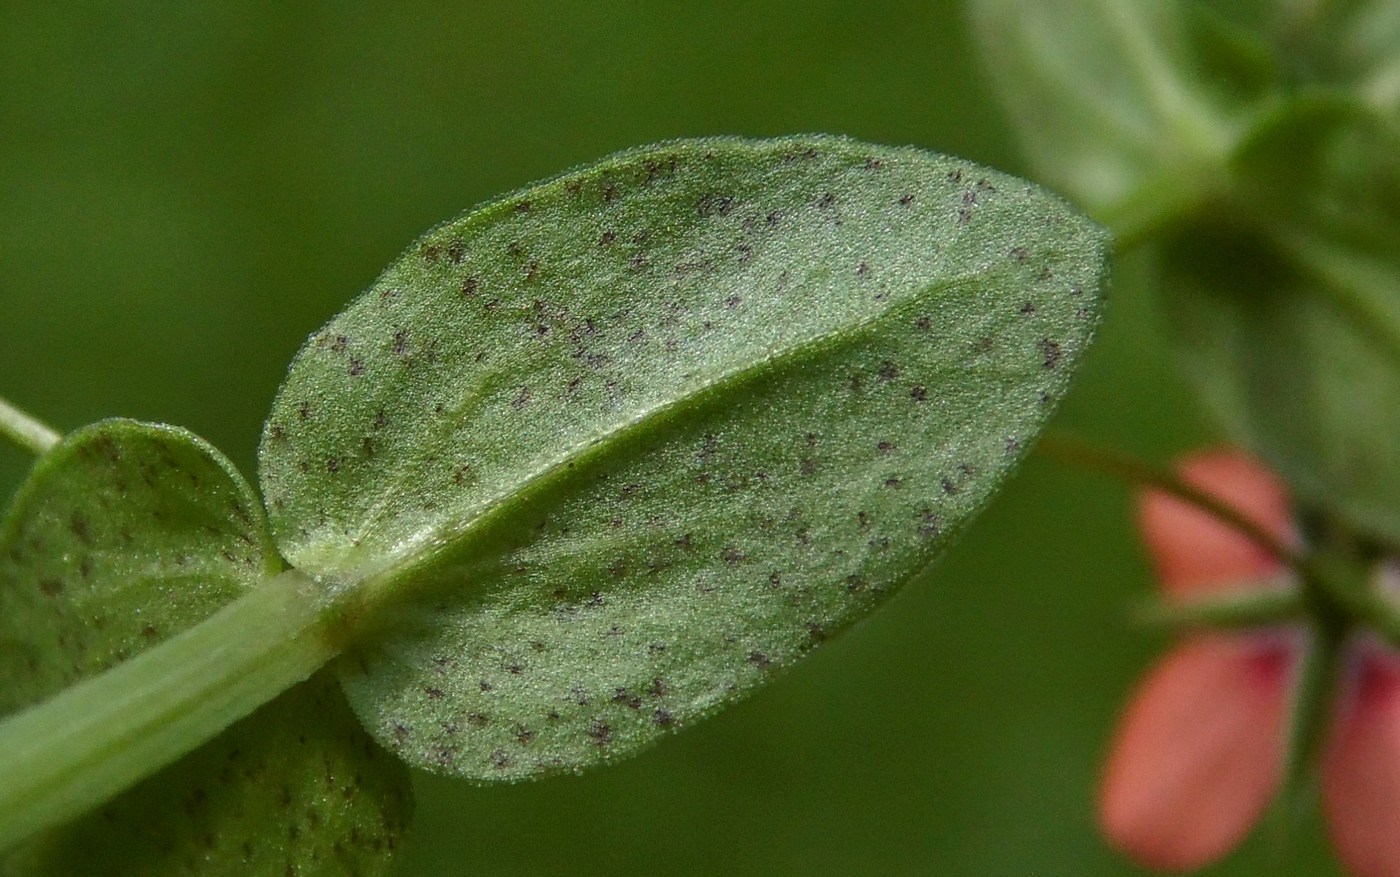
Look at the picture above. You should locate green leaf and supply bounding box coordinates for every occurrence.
[968,0,1264,220]
[1338,2,1400,117]
[5,673,412,877]
[1243,0,1400,114]
[0,419,280,710]
[0,421,411,874]
[259,136,1108,779]
[1161,96,1400,546]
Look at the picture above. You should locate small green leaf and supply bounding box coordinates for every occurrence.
[0,421,410,874]
[5,673,412,877]
[259,136,1107,779]
[0,419,279,709]
[1161,97,1400,546]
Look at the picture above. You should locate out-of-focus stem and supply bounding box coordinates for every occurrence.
[0,396,61,456]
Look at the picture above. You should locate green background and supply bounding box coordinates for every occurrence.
[0,3,1341,874]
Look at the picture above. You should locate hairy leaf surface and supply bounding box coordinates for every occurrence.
[259,136,1108,779]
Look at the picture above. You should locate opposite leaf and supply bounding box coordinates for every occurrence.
[259,136,1108,780]
[0,420,410,875]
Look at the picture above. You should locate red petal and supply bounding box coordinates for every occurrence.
[1138,450,1293,597]
[1323,641,1400,877]
[1099,634,1293,871]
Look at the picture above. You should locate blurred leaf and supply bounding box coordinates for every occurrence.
[0,420,410,875]
[1229,0,1400,107]
[1340,1,1400,116]
[976,0,1400,546]
[968,0,1271,221]
[1161,96,1400,546]
[259,136,1108,779]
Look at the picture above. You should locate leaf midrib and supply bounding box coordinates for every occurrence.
[345,267,998,608]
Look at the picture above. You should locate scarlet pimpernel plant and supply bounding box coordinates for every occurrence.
[5,1,1400,874]
[0,136,1107,874]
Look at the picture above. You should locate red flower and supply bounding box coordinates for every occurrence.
[1098,450,1400,876]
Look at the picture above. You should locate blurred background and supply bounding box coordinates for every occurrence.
[0,2,1342,874]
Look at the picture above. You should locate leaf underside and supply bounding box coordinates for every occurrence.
[0,421,411,875]
[259,136,1108,780]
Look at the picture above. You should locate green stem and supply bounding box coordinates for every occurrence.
[0,569,342,853]
[1135,586,1304,631]
[1036,432,1312,576]
[0,396,61,456]
[1038,432,1400,644]
[1304,535,1400,653]
[1270,617,1344,836]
